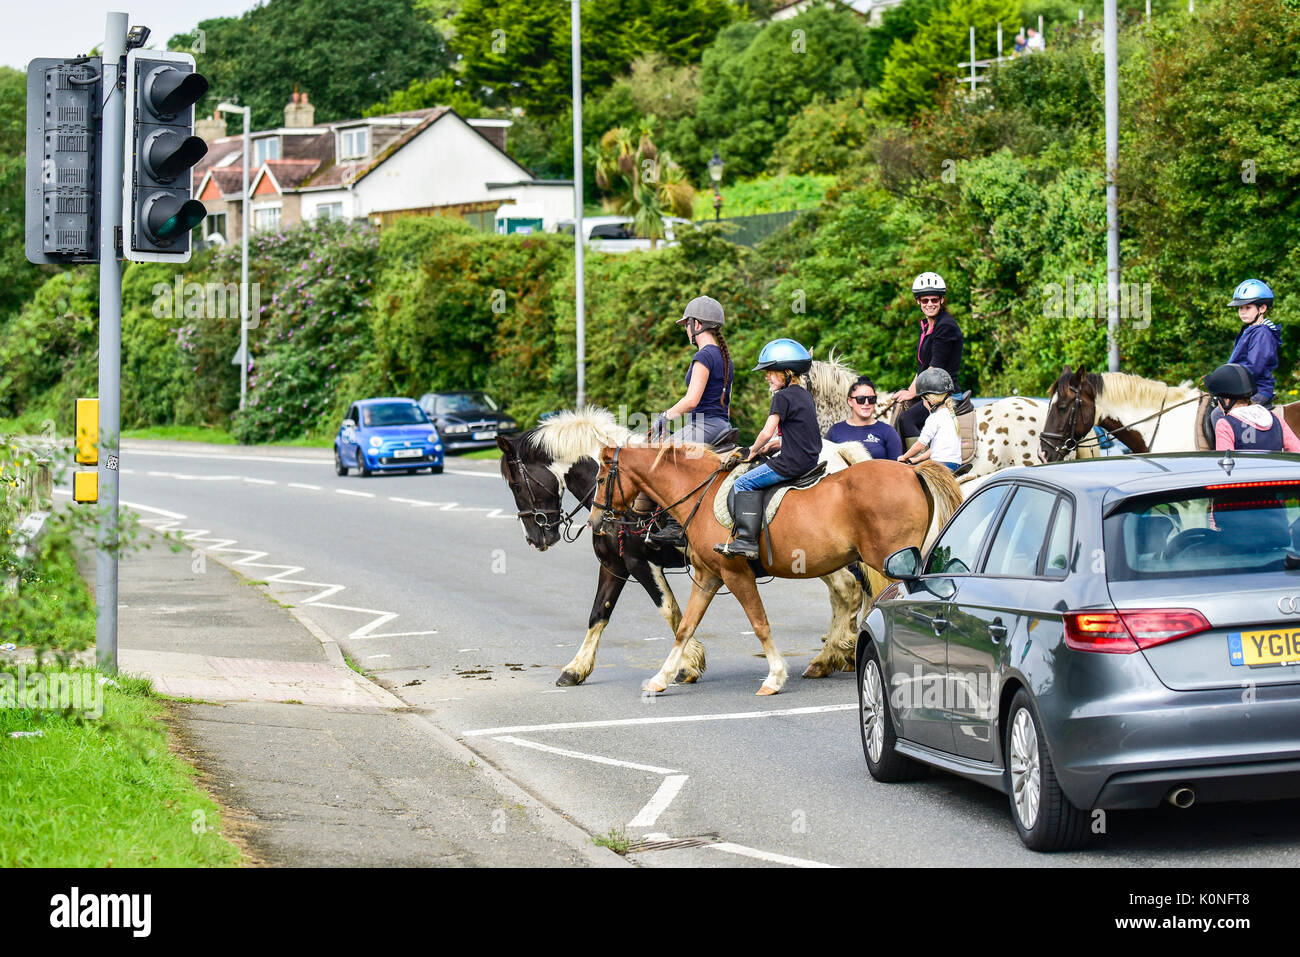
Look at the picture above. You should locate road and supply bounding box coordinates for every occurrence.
[85,441,1300,867]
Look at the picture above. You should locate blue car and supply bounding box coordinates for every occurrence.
[334,398,444,476]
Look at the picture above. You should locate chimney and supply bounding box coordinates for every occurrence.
[284,89,315,128]
[196,109,227,143]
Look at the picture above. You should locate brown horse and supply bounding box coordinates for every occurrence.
[592,444,962,695]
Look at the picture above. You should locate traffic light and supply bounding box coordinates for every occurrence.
[122,49,209,262]
[24,57,102,264]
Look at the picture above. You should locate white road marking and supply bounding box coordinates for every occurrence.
[706,842,835,869]
[288,482,320,490]
[445,469,497,478]
[335,489,374,498]
[643,636,668,641]
[458,648,479,652]
[243,477,275,485]
[390,497,436,506]
[492,735,680,775]
[365,654,391,659]
[464,704,857,737]
[628,775,689,828]
[122,448,324,465]
[541,689,567,694]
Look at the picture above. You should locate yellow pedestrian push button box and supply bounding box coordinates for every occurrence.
[73,470,98,504]
[75,398,98,465]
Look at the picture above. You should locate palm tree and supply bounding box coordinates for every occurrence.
[590,123,695,247]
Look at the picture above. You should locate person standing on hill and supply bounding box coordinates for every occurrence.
[893,272,964,444]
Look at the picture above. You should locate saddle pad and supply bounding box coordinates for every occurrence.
[957,408,976,465]
[1195,393,1215,451]
[712,462,829,530]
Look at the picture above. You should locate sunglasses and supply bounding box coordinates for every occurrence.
[917,296,943,305]
[850,395,878,405]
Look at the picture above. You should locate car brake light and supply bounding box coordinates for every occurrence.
[1064,608,1211,653]
[1204,480,1300,490]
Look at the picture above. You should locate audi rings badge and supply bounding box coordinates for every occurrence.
[1278,596,1300,616]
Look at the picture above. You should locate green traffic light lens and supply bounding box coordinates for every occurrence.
[145,196,208,243]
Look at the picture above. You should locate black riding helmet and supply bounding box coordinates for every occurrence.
[1205,363,1256,401]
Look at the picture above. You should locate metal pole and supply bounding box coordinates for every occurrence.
[240,109,249,410]
[1145,0,1151,21]
[97,11,127,674]
[571,0,585,410]
[1104,0,1120,373]
[1038,14,1044,36]
[969,26,976,93]
[997,22,1003,61]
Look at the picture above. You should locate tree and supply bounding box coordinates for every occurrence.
[451,0,740,117]
[169,0,448,129]
[591,126,696,244]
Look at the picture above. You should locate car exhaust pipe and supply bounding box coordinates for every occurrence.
[1166,786,1195,809]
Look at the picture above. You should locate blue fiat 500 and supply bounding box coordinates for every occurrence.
[334,398,444,476]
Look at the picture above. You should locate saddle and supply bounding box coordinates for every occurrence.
[1195,394,1216,451]
[894,393,976,466]
[716,460,829,530]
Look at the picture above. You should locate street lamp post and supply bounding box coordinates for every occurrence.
[217,101,251,409]
[571,0,586,410]
[708,151,724,222]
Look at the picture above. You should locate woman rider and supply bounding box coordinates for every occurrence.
[643,295,735,545]
[894,272,965,444]
[716,339,820,561]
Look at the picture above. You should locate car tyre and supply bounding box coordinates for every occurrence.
[858,639,928,783]
[334,446,348,476]
[429,465,443,474]
[355,448,372,478]
[1005,689,1091,852]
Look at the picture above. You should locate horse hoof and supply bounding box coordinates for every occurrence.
[674,669,699,684]
[756,684,781,696]
[643,678,668,695]
[556,671,583,687]
[802,662,831,679]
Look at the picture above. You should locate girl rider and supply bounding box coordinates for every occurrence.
[643,295,735,545]
[898,368,963,472]
[1225,279,1282,406]
[894,272,964,444]
[1206,363,1300,452]
[716,339,821,561]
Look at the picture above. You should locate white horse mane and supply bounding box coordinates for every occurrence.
[1096,372,1199,419]
[806,349,861,435]
[530,406,633,466]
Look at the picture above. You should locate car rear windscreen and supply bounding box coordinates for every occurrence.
[1105,481,1300,581]
[436,393,499,414]
[363,404,428,427]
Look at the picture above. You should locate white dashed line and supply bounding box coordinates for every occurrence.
[491,736,680,775]
[389,497,436,506]
[336,489,374,498]
[288,482,321,490]
[243,477,275,485]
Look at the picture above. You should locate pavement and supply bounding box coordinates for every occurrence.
[106,531,624,868]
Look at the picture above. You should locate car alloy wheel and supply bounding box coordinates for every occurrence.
[355,448,371,477]
[862,658,886,763]
[856,641,926,782]
[1009,707,1041,830]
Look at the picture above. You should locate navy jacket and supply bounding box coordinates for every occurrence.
[1227,320,1281,402]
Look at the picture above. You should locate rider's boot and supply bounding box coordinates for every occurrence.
[714,490,763,560]
[646,514,686,547]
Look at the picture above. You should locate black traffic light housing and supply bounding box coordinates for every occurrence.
[123,50,209,262]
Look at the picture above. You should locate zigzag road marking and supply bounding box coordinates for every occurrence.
[137,512,436,641]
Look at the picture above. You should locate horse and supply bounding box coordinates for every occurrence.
[591,443,962,695]
[497,407,873,687]
[1039,366,1207,461]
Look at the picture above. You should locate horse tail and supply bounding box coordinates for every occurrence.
[913,460,963,554]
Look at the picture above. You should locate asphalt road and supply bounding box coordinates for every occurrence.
[84,440,1300,867]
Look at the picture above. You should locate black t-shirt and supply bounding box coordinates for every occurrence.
[917,310,963,391]
[685,344,731,418]
[767,385,821,478]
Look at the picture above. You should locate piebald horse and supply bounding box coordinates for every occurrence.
[498,407,874,686]
[592,445,962,695]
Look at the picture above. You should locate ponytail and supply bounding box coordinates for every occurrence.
[714,330,735,414]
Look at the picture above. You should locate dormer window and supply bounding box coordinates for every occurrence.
[252,136,280,167]
[339,127,369,161]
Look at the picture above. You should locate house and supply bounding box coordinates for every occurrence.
[193,92,574,244]
[769,0,904,25]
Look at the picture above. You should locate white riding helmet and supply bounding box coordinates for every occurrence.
[912,272,946,298]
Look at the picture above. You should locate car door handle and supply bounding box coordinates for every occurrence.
[930,616,950,635]
[988,618,1008,642]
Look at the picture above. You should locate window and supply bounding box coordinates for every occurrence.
[252,137,280,167]
[434,393,500,415]
[205,213,227,240]
[316,202,343,221]
[1044,499,1074,577]
[925,485,1010,577]
[253,206,281,232]
[984,486,1060,578]
[362,403,428,427]
[339,128,368,160]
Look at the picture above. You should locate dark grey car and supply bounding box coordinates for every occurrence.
[416,391,518,453]
[857,452,1300,851]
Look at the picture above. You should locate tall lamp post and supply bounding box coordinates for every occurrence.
[708,151,724,221]
[217,100,251,407]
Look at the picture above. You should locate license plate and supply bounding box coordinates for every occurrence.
[1228,627,1300,667]
[392,448,422,459]
[472,430,495,440]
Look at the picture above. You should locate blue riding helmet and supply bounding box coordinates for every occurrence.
[1228,279,1274,307]
[753,338,813,374]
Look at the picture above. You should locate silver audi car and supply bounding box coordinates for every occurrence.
[856,452,1300,851]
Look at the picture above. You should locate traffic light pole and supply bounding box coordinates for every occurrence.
[96,11,127,674]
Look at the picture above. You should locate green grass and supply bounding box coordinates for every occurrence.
[121,425,238,444]
[0,669,243,866]
[593,825,631,855]
[461,448,503,460]
[692,173,835,219]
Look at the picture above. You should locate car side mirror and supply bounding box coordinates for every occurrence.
[343,419,356,430]
[884,546,922,581]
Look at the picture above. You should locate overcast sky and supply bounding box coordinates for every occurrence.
[4,0,260,70]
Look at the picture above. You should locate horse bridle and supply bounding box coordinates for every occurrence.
[1041,382,1202,460]
[506,451,591,543]
[594,445,727,543]
[1040,383,1085,459]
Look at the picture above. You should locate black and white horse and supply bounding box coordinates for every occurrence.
[497,407,867,687]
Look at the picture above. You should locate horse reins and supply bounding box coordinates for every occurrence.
[597,446,727,555]
[1042,383,1203,458]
